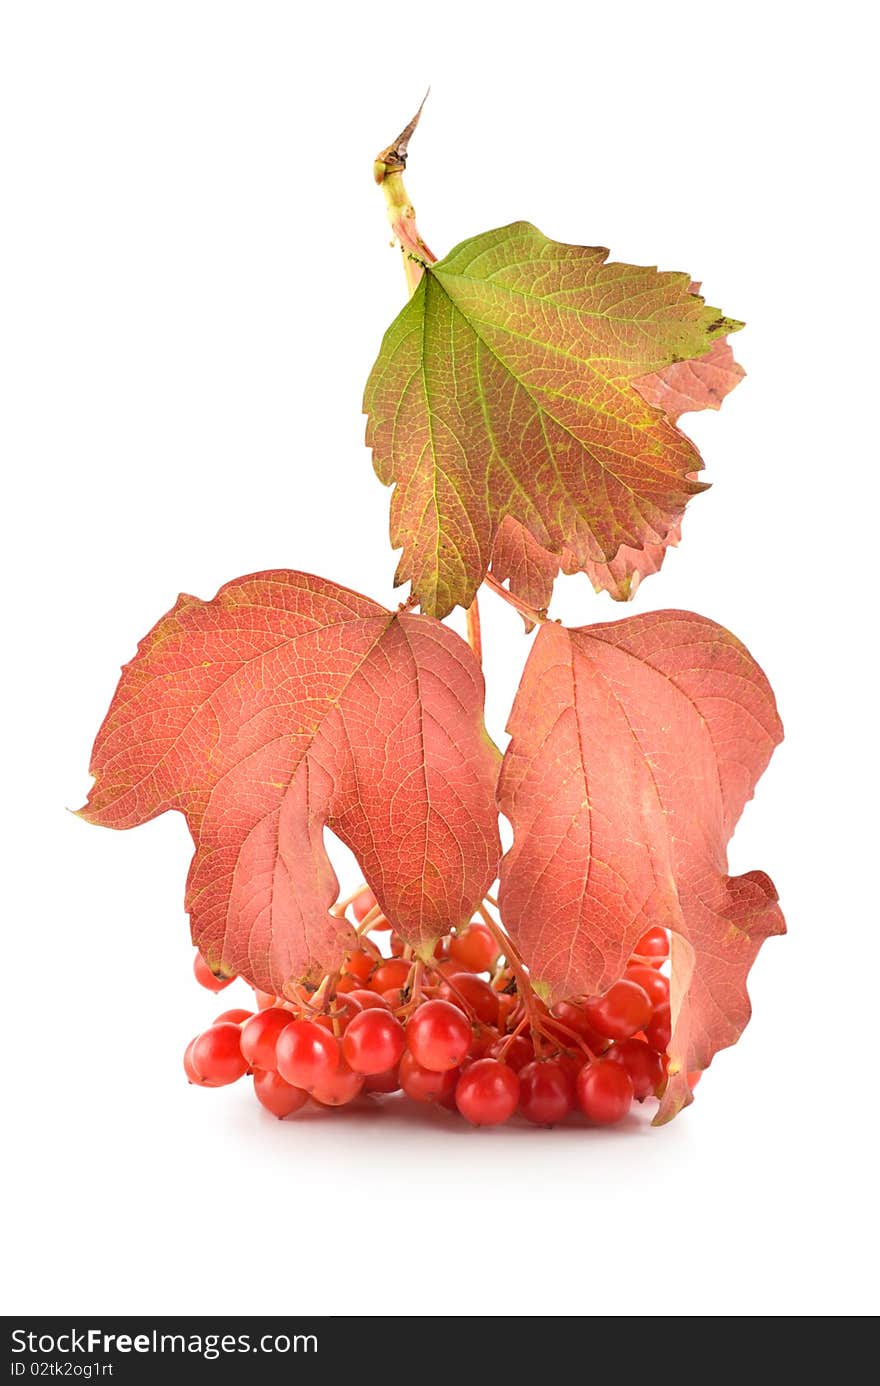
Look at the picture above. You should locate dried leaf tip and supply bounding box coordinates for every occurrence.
[374,90,430,182]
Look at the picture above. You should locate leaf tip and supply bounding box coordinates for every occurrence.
[710,314,745,338]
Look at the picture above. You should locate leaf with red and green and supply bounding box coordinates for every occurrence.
[497,610,784,1123]
[79,571,500,996]
[364,221,741,618]
[488,308,744,613]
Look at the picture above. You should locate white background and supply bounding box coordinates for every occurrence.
[2,0,877,1318]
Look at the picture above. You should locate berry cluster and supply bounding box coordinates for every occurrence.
[185,890,696,1127]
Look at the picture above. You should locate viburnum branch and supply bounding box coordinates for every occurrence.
[465,595,483,664]
[331,883,369,918]
[77,102,782,1132]
[482,572,548,626]
[374,94,436,295]
[355,902,386,935]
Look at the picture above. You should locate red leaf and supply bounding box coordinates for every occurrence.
[497,611,784,1122]
[635,336,745,422]
[489,518,559,632]
[487,310,743,613]
[80,571,500,994]
[491,515,683,614]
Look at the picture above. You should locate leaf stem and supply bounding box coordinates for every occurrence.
[482,572,547,626]
[465,595,483,665]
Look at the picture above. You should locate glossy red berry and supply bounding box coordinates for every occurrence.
[253,1069,309,1118]
[240,1007,294,1071]
[551,998,608,1051]
[193,951,234,992]
[345,988,392,1011]
[398,1051,459,1103]
[183,1037,210,1085]
[632,926,670,964]
[342,1008,406,1075]
[455,1058,520,1126]
[487,1034,535,1073]
[584,980,653,1041]
[449,922,500,973]
[342,948,376,984]
[369,958,411,994]
[645,1002,672,1053]
[363,1066,401,1093]
[406,1000,471,1072]
[519,1060,574,1125]
[576,1059,634,1124]
[275,1020,340,1092]
[606,1038,664,1101]
[191,1023,249,1086]
[313,994,363,1034]
[213,1008,254,1025]
[624,964,670,1009]
[311,1058,364,1106]
[439,972,499,1026]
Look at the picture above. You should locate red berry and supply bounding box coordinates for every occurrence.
[624,964,670,1009]
[191,1023,249,1086]
[487,1034,535,1073]
[252,988,277,1010]
[351,887,377,923]
[345,988,392,1011]
[253,1069,308,1118]
[606,1038,664,1101]
[312,1058,364,1106]
[449,922,500,973]
[342,1009,406,1075]
[381,988,406,1008]
[645,1002,672,1053]
[439,972,499,1026]
[213,1008,254,1025]
[342,948,376,983]
[584,980,653,1041]
[632,926,669,964]
[313,994,363,1034]
[551,999,608,1051]
[193,951,234,993]
[183,1036,212,1085]
[519,1060,574,1125]
[467,1025,498,1060]
[576,1059,634,1124]
[363,1066,401,1093]
[406,1000,471,1072]
[370,958,411,994]
[240,1007,295,1071]
[398,1051,459,1103]
[455,1058,519,1126]
[275,1020,340,1092]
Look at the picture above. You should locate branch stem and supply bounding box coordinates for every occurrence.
[465,595,483,664]
[482,572,547,626]
[374,98,437,297]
